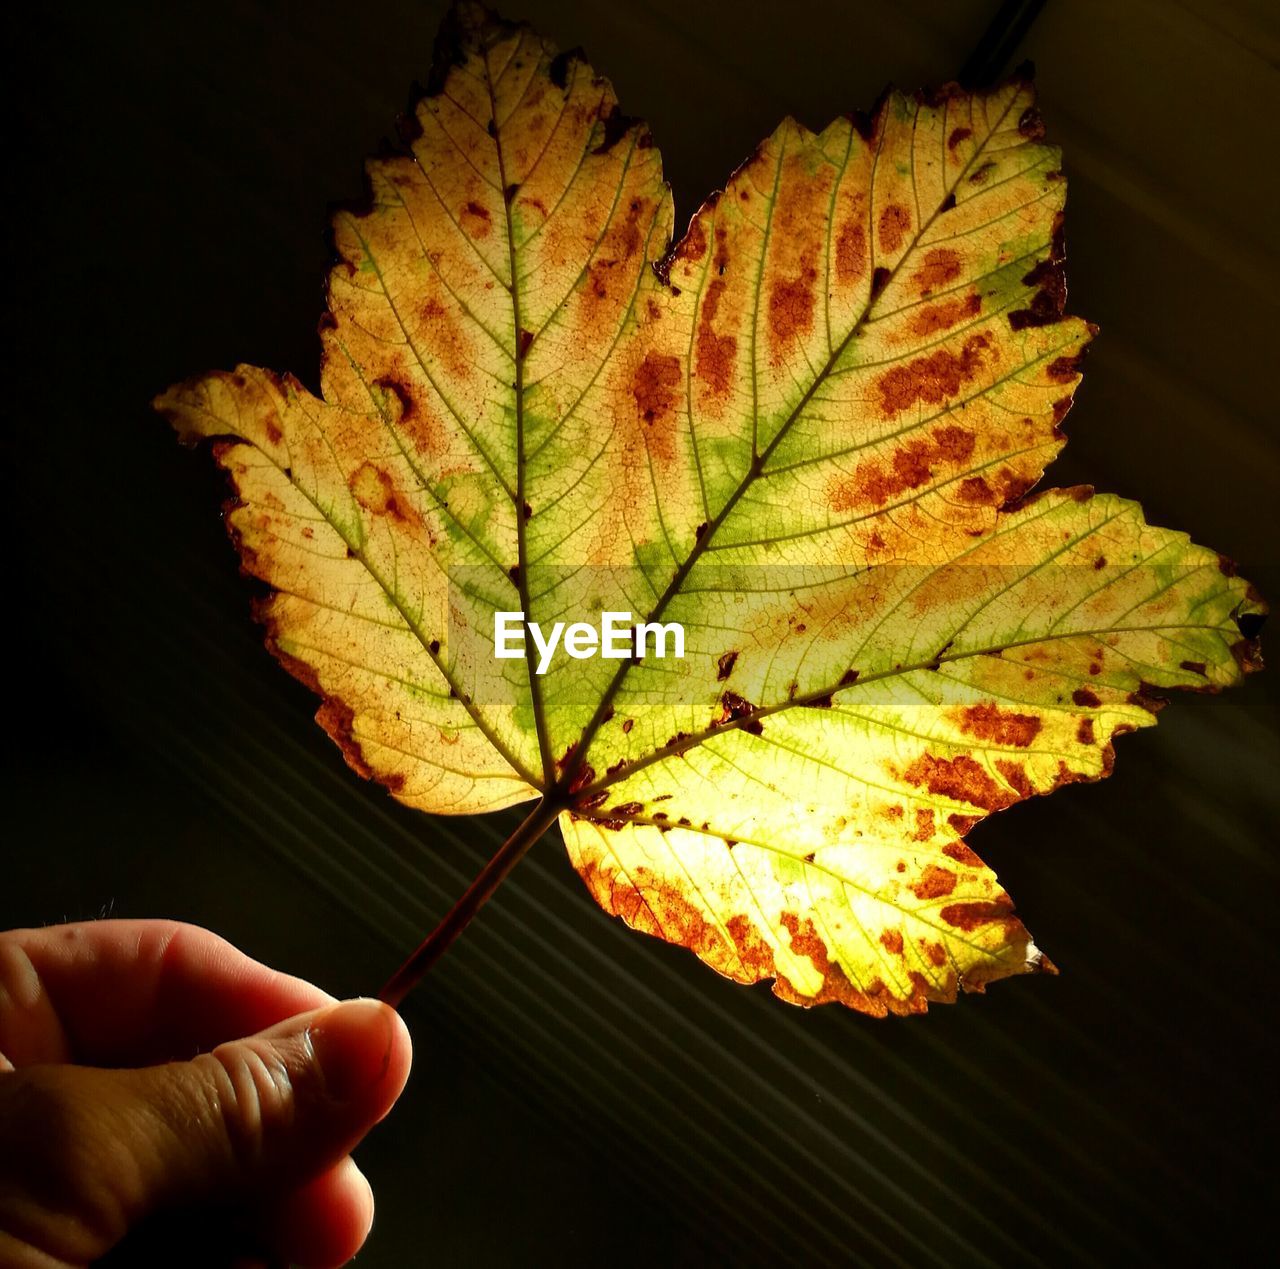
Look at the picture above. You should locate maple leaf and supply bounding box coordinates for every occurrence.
[156,3,1264,1015]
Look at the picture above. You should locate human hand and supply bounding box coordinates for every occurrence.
[0,920,412,1268]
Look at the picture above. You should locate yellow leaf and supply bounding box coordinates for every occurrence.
[157,3,1264,1013]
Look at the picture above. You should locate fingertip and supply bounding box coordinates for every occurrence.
[372,1000,413,1125]
[305,998,412,1120]
[384,1001,413,1105]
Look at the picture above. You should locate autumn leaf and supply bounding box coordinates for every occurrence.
[156,2,1264,1015]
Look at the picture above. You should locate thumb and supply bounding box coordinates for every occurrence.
[0,998,411,1263]
[114,997,411,1214]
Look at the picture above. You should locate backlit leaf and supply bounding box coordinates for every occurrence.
[157,3,1264,1014]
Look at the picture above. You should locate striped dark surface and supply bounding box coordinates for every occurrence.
[6,1,1277,1264]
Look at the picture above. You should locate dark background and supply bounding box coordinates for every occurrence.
[6,1,1278,1264]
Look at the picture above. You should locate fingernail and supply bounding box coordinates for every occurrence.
[308,998,394,1103]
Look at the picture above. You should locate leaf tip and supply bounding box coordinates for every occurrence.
[849,85,894,142]
[548,45,587,91]
[426,1,516,97]
[1026,941,1058,976]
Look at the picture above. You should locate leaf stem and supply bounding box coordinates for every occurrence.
[378,795,565,1007]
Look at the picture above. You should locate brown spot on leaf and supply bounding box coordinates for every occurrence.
[995,759,1033,799]
[262,627,321,696]
[1072,687,1101,708]
[902,753,1013,812]
[632,353,682,462]
[592,104,638,155]
[779,912,866,1009]
[460,200,491,238]
[953,702,1042,747]
[617,198,647,261]
[349,462,420,528]
[374,375,413,417]
[913,864,958,900]
[585,260,617,305]
[726,914,777,979]
[880,929,905,955]
[943,841,984,867]
[827,423,977,511]
[912,248,963,295]
[580,860,729,965]
[417,294,480,385]
[316,698,375,783]
[910,292,980,337]
[913,808,935,841]
[876,333,991,417]
[1047,354,1084,382]
[548,47,581,90]
[1018,107,1045,140]
[717,650,739,681]
[835,221,867,284]
[1076,718,1095,745]
[957,476,993,503]
[947,126,972,154]
[1020,254,1066,318]
[376,376,444,459]
[678,216,707,264]
[768,267,818,350]
[940,897,1016,932]
[719,690,764,735]
[764,152,834,360]
[696,278,736,396]
[1128,689,1164,715]
[1009,290,1064,330]
[878,203,911,254]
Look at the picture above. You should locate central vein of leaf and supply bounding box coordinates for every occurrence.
[486,42,556,787]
